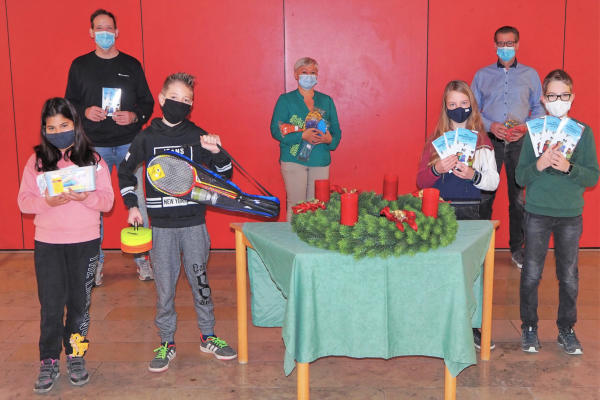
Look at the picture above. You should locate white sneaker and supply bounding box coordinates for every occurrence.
[95,261,104,286]
[136,257,154,281]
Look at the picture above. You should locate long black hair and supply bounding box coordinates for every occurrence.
[35,97,100,172]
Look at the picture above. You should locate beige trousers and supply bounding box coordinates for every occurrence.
[280,161,330,221]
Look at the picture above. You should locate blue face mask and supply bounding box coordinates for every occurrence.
[496,47,515,62]
[46,130,75,150]
[95,31,115,50]
[298,74,317,90]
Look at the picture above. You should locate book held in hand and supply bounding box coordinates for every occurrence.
[102,87,121,116]
[526,117,545,157]
[554,118,584,160]
[454,128,478,167]
[432,135,450,159]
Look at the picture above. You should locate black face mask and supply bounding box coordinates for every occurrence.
[446,107,472,123]
[161,99,192,124]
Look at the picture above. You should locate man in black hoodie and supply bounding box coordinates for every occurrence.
[118,72,236,373]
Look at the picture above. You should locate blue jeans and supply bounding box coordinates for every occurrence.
[479,134,525,253]
[520,212,582,330]
[95,144,148,265]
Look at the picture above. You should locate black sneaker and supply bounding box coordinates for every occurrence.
[473,328,495,351]
[521,326,540,353]
[33,358,59,393]
[66,356,89,386]
[511,250,524,269]
[148,342,176,372]
[558,328,583,355]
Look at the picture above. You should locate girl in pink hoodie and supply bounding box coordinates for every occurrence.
[18,98,113,393]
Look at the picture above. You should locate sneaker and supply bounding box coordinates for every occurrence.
[136,256,154,281]
[148,342,176,372]
[95,261,104,286]
[33,359,59,393]
[511,250,524,269]
[558,328,583,355]
[200,336,237,360]
[521,326,540,353]
[473,328,496,351]
[66,356,89,386]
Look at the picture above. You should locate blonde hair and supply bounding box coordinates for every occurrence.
[427,80,486,166]
[294,57,319,72]
[542,69,573,93]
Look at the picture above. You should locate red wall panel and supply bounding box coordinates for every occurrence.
[564,0,600,247]
[284,0,428,196]
[0,0,21,248]
[7,0,144,248]
[141,0,285,248]
[428,0,566,248]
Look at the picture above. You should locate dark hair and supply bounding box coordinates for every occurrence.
[542,69,573,93]
[494,26,519,43]
[90,9,117,29]
[161,72,195,93]
[35,98,99,172]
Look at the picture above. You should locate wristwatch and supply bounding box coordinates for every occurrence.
[564,163,574,175]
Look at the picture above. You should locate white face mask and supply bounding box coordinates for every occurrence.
[544,99,572,118]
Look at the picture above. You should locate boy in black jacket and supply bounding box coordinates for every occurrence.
[118,73,236,372]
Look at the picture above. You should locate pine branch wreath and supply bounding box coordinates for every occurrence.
[291,191,458,258]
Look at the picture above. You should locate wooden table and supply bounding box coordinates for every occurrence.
[231,221,499,400]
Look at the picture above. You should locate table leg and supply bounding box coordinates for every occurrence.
[480,227,496,361]
[297,362,310,400]
[444,365,456,400]
[235,229,248,364]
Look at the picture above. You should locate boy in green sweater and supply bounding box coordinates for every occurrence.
[516,69,599,354]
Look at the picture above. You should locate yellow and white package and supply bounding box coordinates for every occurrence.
[44,165,96,196]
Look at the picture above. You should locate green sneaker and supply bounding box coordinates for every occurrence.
[33,358,59,393]
[200,336,237,360]
[148,342,176,372]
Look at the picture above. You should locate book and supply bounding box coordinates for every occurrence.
[444,129,457,154]
[540,116,561,154]
[102,87,121,116]
[555,118,584,160]
[526,117,545,157]
[454,128,478,167]
[431,135,449,159]
[44,165,96,196]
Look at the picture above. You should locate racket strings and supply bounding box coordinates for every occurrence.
[147,155,195,195]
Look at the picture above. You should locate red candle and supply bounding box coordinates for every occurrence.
[314,179,330,203]
[422,188,440,218]
[382,174,399,201]
[340,191,359,226]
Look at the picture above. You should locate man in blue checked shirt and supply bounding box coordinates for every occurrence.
[471,25,545,269]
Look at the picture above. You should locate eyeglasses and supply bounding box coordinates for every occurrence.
[545,93,572,102]
[496,41,516,47]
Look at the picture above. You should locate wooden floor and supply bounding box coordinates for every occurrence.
[0,249,598,399]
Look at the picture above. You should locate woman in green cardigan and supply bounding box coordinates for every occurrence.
[270,57,342,220]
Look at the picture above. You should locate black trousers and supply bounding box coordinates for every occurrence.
[479,133,525,253]
[34,239,98,360]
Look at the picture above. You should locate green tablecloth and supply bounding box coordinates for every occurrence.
[243,220,493,377]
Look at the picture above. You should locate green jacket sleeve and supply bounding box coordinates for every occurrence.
[325,96,342,151]
[270,95,303,146]
[516,130,543,187]
[568,125,600,188]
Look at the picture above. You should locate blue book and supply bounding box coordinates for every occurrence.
[455,128,478,167]
[432,135,449,159]
[526,117,545,157]
[444,129,457,154]
[540,116,561,153]
[556,118,584,160]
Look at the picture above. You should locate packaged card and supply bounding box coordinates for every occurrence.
[526,117,545,157]
[102,87,121,116]
[454,128,478,167]
[44,165,96,196]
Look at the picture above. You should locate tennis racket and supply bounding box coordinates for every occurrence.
[146,151,280,218]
